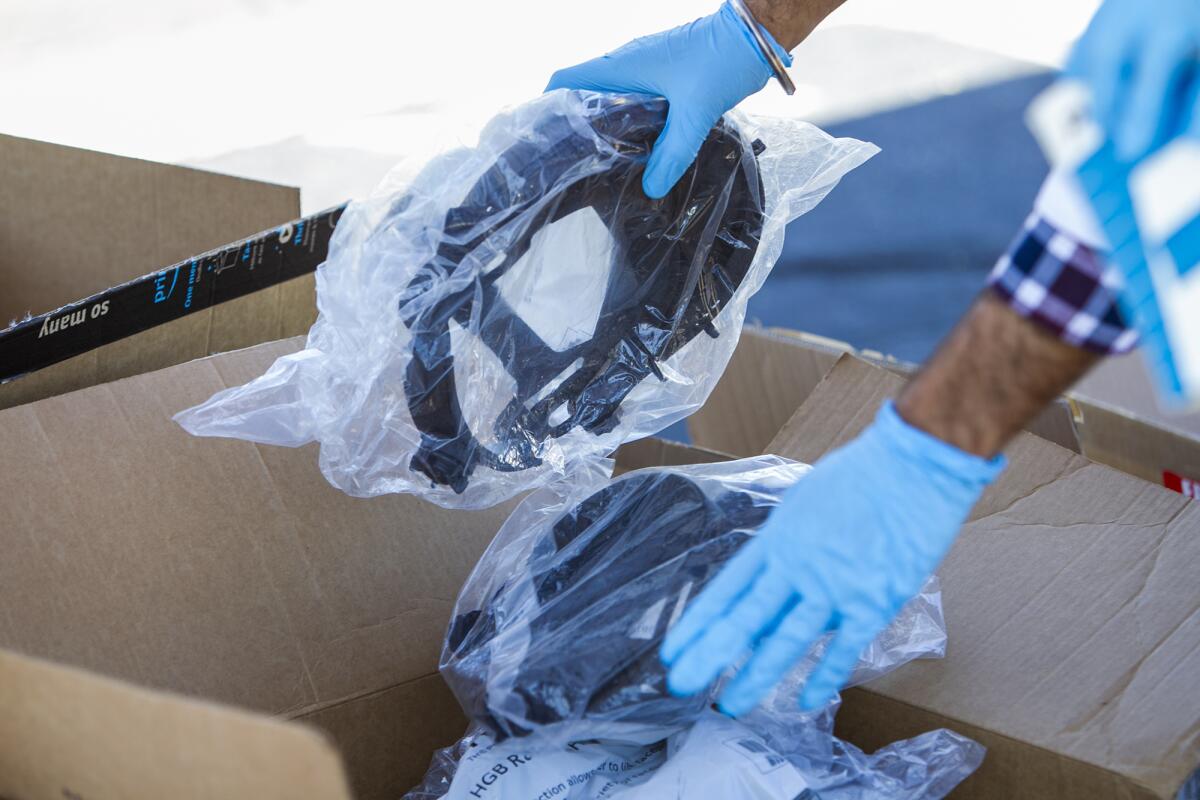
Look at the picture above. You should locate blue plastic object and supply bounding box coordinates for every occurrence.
[661,402,1005,715]
[546,2,791,198]
[1065,0,1200,162]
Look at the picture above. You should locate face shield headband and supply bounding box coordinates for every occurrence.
[398,96,766,493]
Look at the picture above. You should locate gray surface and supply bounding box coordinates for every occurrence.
[751,71,1056,363]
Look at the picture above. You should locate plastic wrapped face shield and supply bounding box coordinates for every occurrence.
[440,458,948,743]
[401,97,766,493]
[174,91,877,508]
[444,469,772,737]
[409,458,978,800]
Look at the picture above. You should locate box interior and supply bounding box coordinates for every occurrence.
[1,135,1199,798]
[2,336,1198,799]
[769,355,1200,800]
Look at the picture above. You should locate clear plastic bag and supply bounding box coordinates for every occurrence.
[441,457,947,745]
[407,458,982,800]
[740,678,984,799]
[403,710,983,800]
[174,91,877,508]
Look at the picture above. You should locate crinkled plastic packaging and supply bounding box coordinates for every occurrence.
[174,91,877,508]
[408,458,983,799]
[404,710,984,800]
[442,456,946,742]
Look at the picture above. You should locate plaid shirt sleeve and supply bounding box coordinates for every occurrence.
[987,214,1139,355]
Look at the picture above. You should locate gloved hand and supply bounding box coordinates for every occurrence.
[1066,0,1200,162]
[661,401,1005,714]
[546,2,791,199]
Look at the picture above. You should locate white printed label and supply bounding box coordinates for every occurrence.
[628,598,668,641]
[441,712,809,800]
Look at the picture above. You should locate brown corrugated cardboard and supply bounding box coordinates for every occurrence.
[0,336,734,799]
[0,337,517,798]
[0,648,352,800]
[0,134,309,410]
[0,134,299,323]
[1076,350,1200,438]
[686,327,848,457]
[294,673,467,800]
[1072,352,1200,492]
[610,435,731,473]
[688,327,1082,457]
[695,327,1200,493]
[7,342,1197,798]
[768,355,1200,799]
[3,337,1199,798]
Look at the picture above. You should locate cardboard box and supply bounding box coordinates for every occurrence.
[0,336,730,800]
[0,135,1195,800]
[769,355,1200,799]
[2,334,1197,799]
[6,132,1195,493]
[1073,352,1200,494]
[691,326,1200,497]
[0,134,321,411]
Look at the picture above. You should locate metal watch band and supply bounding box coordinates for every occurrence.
[729,0,796,96]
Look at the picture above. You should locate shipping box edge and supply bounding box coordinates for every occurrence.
[0,336,735,800]
[4,341,1197,799]
[0,647,354,800]
[693,326,1200,498]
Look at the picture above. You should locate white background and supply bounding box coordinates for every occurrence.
[1,0,1101,211]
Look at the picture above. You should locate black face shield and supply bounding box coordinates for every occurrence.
[442,469,777,739]
[398,96,766,494]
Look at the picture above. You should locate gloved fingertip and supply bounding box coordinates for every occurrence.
[643,135,694,199]
[799,684,833,712]
[715,689,754,718]
[715,700,740,718]
[543,67,573,93]
[641,166,675,200]
[660,623,696,664]
[666,668,698,698]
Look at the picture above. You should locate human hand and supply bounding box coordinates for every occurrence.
[661,401,1005,713]
[547,2,790,198]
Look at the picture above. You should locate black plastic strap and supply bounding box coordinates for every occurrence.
[401,96,766,492]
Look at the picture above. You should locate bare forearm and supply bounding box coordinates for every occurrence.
[746,0,848,49]
[895,292,1101,458]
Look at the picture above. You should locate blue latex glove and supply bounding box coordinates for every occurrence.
[1067,0,1200,162]
[661,401,1006,714]
[546,2,791,199]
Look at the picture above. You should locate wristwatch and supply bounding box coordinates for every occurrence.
[729,0,796,95]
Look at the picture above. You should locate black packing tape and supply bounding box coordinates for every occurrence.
[0,204,345,384]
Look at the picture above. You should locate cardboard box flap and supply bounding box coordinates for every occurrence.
[612,437,732,473]
[768,355,1200,798]
[693,327,1200,493]
[0,647,352,800]
[0,133,299,326]
[687,328,850,457]
[1068,393,1200,489]
[0,134,313,412]
[0,336,517,722]
[1075,351,1200,439]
